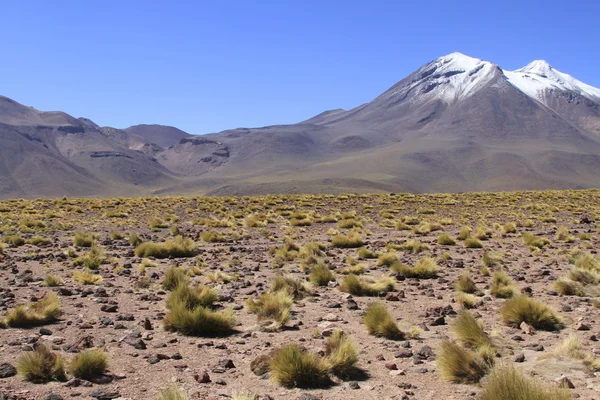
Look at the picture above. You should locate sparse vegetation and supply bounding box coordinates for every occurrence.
[269,344,330,388]
[69,348,109,379]
[363,302,404,340]
[17,344,67,382]
[135,236,196,258]
[500,295,563,331]
[4,292,61,327]
[339,274,394,296]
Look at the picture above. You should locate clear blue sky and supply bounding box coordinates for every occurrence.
[1,1,598,134]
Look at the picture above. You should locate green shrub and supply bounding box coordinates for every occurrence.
[363,302,404,340]
[376,252,398,266]
[72,244,105,270]
[269,344,330,388]
[129,233,143,247]
[271,274,311,299]
[28,236,52,247]
[357,247,378,259]
[17,344,67,382]
[135,236,196,258]
[500,295,563,331]
[69,349,108,379]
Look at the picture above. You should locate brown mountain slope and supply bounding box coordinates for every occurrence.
[1,52,600,199]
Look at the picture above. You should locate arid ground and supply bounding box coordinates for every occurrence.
[1,190,599,400]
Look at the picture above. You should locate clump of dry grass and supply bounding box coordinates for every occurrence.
[271,274,311,299]
[73,231,97,247]
[163,301,235,337]
[323,330,358,377]
[166,284,217,310]
[44,274,63,287]
[69,348,109,379]
[4,292,61,328]
[500,295,563,331]
[477,364,571,400]
[246,290,293,331]
[455,273,480,294]
[73,270,103,285]
[156,384,189,400]
[162,266,189,291]
[464,237,483,249]
[331,232,364,248]
[452,311,493,350]
[309,262,335,286]
[437,340,488,384]
[490,271,517,298]
[363,302,404,340]
[391,257,438,279]
[135,236,196,258]
[17,344,67,382]
[269,344,330,388]
[339,274,394,296]
[437,234,456,246]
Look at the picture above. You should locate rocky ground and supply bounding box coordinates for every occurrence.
[0,190,599,400]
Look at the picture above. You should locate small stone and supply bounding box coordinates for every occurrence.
[89,389,121,400]
[195,371,211,383]
[39,328,53,336]
[514,353,525,363]
[0,363,17,378]
[297,394,320,400]
[100,304,118,313]
[389,369,406,376]
[555,375,575,389]
[385,362,398,370]
[219,359,235,369]
[385,293,400,302]
[575,322,591,331]
[43,393,64,400]
[520,321,536,335]
[348,381,360,389]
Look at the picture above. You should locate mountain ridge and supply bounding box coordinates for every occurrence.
[1,52,599,199]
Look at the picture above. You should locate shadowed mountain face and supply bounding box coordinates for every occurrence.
[1,52,600,199]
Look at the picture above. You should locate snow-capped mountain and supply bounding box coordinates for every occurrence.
[1,52,600,198]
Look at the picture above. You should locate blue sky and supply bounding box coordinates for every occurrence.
[1,1,598,134]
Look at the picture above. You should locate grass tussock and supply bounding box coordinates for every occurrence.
[464,237,484,248]
[437,340,488,384]
[72,244,106,270]
[331,232,364,248]
[269,344,330,388]
[73,270,103,285]
[246,290,293,331]
[391,257,438,279]
[323,330,358,377]
[135,236,196,259]
[162,266,189,291]
[4,292,61,328]
[339,274,395,296]
[456,273,480,294]
[452,311,493,350]
[166,284,218,310]
[478,364,571,400]
[490,271,518,298]
[163,301,235,336]
[73,231,97,247]
[437,234,456,246]
[156,384,189,400]
[44,274,63,287]
[271,274,312,299]
[398,239,429,254]
[17,344,67,382]
[500,295,563,331]
[69,348,109,379]
[363,302,404,340]
[309,262,335,286]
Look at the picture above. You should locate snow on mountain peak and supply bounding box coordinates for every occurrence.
[386,52,498,104]
[504,60,600,104]
[517,59,553,75]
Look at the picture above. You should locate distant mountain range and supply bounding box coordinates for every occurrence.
[1,52,600,199]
